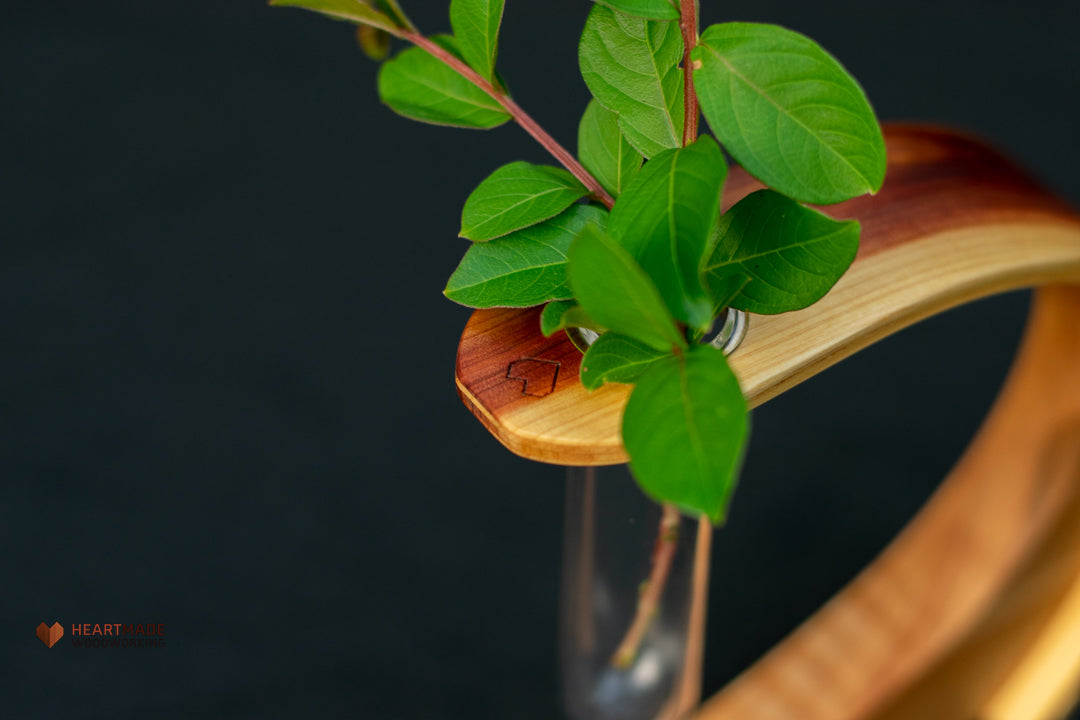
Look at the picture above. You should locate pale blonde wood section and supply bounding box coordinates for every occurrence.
[693,285,1080,720]
[735,223,1080,408]
[457,223,1080,466]
[980,528,1080,720]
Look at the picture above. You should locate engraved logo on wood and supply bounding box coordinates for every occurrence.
[507,358,561,398]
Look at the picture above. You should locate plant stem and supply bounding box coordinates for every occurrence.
[679,0,700,146]
[609,2,701,670]
[401,31,616,210]
[611,503,681,668]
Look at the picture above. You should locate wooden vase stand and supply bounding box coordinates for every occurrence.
[455,125,1080,720]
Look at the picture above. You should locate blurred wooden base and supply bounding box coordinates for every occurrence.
[694,284,1080,720]
[454,126,1080,719]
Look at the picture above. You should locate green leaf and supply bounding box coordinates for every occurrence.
[356,25,391,60]
[461,162,589,241]
[270,0,400,33]
[580,333,667,390]
[377,40,511,129]
[701,271,750,320]
[590,0,679,20]
[579,5,684,158]
[567,224,685,352]
[692,23,887,205]
[540,301,601,337]
[578,99,643,198]
[623,344,748,523]
[449,0,505,83]
[705,189,860,314]
[374,0,415,30]
[444,204,607,308]
[424,34,515,97]
[608,136,727,333]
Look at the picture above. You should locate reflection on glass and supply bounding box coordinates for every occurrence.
[559,465,711,720]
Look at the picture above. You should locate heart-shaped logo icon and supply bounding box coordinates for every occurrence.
[507,358,561,398]
[36,621,64,648]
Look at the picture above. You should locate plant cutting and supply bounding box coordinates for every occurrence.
[270,0,887,709]
[272,0,884,520]
[266,1,1080,718]
[5,4,1080,719]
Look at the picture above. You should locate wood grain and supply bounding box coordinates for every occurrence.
[694,285,1080,720]
[455,126,1080,466]
[455,125,1080,719]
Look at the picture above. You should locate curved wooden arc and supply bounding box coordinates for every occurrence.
[694,284,1080,720]
[454,126,1080,719]
[455,126,1080,466]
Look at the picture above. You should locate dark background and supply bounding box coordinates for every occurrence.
[3,1,1079,718]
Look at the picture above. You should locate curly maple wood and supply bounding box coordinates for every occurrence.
[454,126,1080,719]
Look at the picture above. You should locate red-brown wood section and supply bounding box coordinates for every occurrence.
[721,126,1077,259]
[456,305,579,436]
[456,125,1078,444]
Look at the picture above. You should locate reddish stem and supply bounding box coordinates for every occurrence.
[679,0,700,146]
[402,31,615,210]
[611,503,682,668]
[609,3,702,669]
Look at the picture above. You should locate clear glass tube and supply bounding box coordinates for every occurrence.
[559,465,712,720]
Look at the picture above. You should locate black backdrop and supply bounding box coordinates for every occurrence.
[4,2,1079,718]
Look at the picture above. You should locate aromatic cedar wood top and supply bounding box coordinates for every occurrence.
[455,125,1080,466]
